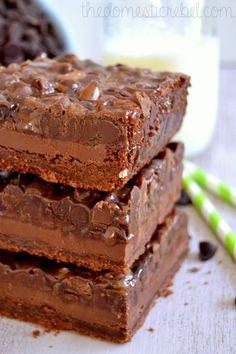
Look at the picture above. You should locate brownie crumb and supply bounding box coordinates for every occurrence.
[199,241,217,261]
[147,327,155,332]
[203,281,208,285]
[32,329,41,338]
[189,267,199,273]
[177,190,192,206]
[184,302,189,306]
[54,329,60,336]
[234,297,236,306]
[158,287,173,298]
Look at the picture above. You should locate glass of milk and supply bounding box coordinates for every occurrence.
[102,0,219,157]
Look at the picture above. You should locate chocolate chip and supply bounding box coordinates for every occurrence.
[10,102,18,112]
[7,81,33,98]
[51,199,71,220]
[79,81,100,101]
[92,203,113,225]
[99,120,120,143]
[199,241,217,261]
[0,0,65,65]
[177,190,192,206]
[70,205,90,227]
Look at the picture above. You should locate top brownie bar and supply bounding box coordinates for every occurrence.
[0,54,190,191]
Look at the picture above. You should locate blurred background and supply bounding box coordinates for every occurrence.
[0,0,235,162]
[36,0,235,65]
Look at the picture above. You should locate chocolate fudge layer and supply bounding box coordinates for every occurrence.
[0,210,188,343]
[0,54,190,190]
[0,142,183,272]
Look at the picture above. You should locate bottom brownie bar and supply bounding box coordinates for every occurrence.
[0,209,188,343]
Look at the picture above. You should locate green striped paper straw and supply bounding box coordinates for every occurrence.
[183,169,236,262]
[185,161,236,207]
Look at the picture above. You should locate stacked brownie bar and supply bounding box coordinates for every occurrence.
[0,55,190,342]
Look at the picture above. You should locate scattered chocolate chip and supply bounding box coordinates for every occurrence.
[177,190,192,206]
[234,297,236,306]
[199,241,217,261]
[147,327,155,332]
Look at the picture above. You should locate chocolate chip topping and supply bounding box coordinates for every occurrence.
[199,241,217,261]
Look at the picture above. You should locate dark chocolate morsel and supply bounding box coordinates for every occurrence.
[105,192,120,204]
[0,53,189,191]
[199,241,217,261]
[0,105,9,120]
[104,226,119,246]
[177,190,192,206]
[79,81,100,101]
[0,0,65,65]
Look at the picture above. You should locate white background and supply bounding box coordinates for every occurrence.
[38,0,236,65]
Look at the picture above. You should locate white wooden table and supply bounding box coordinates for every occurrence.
[1,69,236,354]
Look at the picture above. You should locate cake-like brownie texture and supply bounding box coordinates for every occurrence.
[0,142,183,273]
[0,209,188,343]
[0,54,190,190]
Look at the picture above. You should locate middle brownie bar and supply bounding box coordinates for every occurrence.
[0,142,183,273]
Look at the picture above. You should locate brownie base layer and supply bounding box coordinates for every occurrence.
[0,54,190,191]
[0,209,188,343]
[0,143,183,273]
